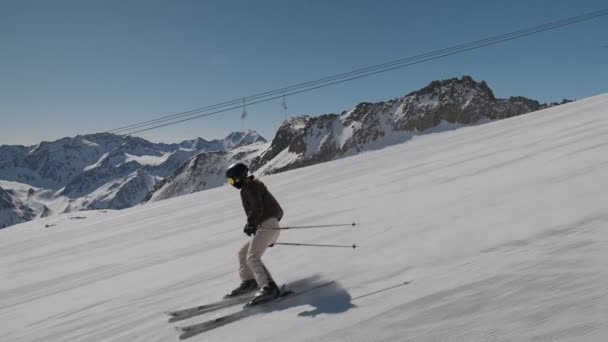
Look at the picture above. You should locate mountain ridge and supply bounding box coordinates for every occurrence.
[0,130,266,228]
[0,76,572,228]
[145,76,571,205]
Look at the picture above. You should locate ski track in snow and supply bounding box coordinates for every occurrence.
[1,95,608,341]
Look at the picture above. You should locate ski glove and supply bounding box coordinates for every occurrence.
[243,222,257,236]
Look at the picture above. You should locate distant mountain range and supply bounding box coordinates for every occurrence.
[0,76,571,229]
[0,130,266,228]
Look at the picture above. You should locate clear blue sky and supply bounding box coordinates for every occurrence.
[1,0,606,146]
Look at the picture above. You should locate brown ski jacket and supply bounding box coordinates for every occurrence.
[240,176,284,226]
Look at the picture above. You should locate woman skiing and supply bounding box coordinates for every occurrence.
[224,163,284,305]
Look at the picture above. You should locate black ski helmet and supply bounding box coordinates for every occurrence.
[226,163,249,188]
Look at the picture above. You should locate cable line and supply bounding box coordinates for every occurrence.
[36,9,608,154]
[115,9,608,136]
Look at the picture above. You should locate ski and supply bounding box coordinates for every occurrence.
[175,281,335,340]
[165,294,251,323]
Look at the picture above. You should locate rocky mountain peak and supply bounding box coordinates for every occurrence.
[0,186,13,210]
[179,137,211,150]
[0,186,35,229]
[223,130,267,150]
[250,76,565,175]
[415,76,494,98]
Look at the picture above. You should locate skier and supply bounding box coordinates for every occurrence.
[224,163,284,305]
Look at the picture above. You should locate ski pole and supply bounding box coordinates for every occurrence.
[269,222,357,230]
[271,242,358,249]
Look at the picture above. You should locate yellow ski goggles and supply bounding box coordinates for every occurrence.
[227,177,237,185]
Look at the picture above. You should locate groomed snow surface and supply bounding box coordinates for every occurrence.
[2,94,608,341]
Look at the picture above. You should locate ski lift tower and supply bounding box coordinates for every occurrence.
[241,99,247,133]
[282,95,288,122]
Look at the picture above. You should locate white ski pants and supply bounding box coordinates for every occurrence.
[238,217,280,287]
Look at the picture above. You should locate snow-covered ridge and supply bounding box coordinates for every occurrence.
[0,131,266,228]
[134,76,573,206]
[0,185,35,228]
[223,130,266,150]
[144,142,270,203]
[250,76,571,174]
[0,76,571,229]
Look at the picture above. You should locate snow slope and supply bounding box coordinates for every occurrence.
[1,94,607,341]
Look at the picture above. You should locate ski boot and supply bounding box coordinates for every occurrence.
[245,281,280,307]
[225,279,258,298]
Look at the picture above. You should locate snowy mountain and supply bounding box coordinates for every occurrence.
[1,93,606,341]
[0,131,266,228]
[140,76,571,206]
[65,170,157,211]
[0,76,569,230]
[223,130,267,150]
[0,185,36,228]
[144,142,269,203]
[251,76,570,174]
